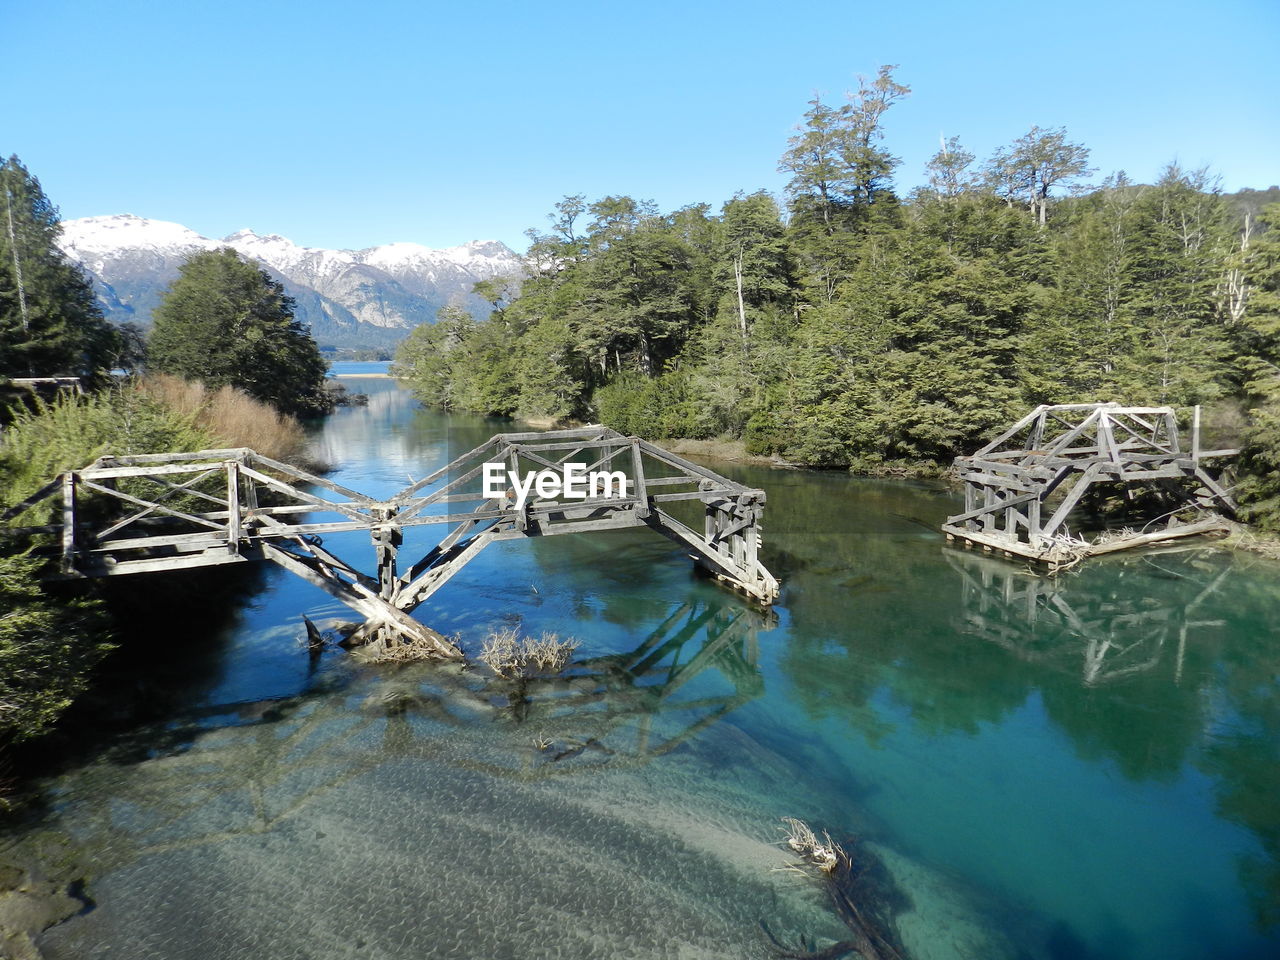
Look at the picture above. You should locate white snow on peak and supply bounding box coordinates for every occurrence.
[59,214,216,257]
[359,238,518,274]
[59,215,521,280]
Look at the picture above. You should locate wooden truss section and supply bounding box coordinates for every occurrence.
[942,403,1237,565]
[2,426,778,654]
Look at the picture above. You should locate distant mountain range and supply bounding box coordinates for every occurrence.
[58,215,524,349]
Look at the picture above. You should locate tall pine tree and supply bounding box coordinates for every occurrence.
[0,155,119,382]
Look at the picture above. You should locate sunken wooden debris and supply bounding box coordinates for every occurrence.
[943,403,1237,567]
[1,426,779,655]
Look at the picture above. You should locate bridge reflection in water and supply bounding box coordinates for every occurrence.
[946,547,1230,686]
[15,599,768,865]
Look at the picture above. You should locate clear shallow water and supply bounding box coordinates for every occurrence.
[4,377,1279,959]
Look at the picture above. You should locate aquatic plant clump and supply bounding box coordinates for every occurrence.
[781,817,845,875]
[477,627,578,677]
[772,817,906,960]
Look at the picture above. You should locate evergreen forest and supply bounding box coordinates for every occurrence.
[393,67,1280,526]
[0,155,326,750]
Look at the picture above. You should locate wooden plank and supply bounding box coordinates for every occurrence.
[631,441,650,518]
[973,405,1046,456]
[89,531,231,552]
[394,528,503,611]
[493,513,645,540]
[941,524,1050,561]
[1086,520,1229,556]
[958,471,1037,493]
[89,448,249,467]
[1041,409,1103,457]
[492,425,621,443]
[393,460,494,519]
[1193,466,1237,511]
[1040,462,1103,538]
[227,461,242,549]
[390,437,499,502]
[641,475,701,487]
[94,467,223,540]
[634,439,754,493]
[502,437,634,455]
[79,462,231,481]
[88,548,249,577]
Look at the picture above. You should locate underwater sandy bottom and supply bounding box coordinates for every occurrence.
[13,668,1005,960]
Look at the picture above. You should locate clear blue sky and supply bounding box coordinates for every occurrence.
[4,0,1277,252]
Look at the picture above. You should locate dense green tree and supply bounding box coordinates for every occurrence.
[984,126,1095,224]
[1112,165,1235,406]
[392,77,1276,520]
[923,136,979,201]
[715,191,790,341]
[779,67,910,302]
[0,551,111,746]
[148,248,328,417]
[390,304,477,410]
[778,95,849,234]
[0,156,119,383]
[1234,203,1280,400]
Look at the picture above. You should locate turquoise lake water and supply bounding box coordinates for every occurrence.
[4,370,1278,959]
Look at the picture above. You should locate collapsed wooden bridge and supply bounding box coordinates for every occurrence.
[1,426,779,657]
[943,403,1237,566]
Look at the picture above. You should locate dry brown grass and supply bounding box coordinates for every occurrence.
[135,375,308,462]
[477,627,578,677]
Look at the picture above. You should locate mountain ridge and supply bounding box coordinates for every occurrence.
[58,214,523,349]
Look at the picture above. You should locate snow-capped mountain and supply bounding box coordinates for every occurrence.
[58,215,523,348]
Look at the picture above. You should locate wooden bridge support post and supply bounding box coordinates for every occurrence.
[372,507,402,602]
[226,460,242,553]
[61,471,77,575]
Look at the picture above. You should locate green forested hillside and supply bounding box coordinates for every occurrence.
[394,68,1280,513]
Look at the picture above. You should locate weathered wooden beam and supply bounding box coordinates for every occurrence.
[391,437,500,502]
[394,527,505,612]
[79,462,230,481]
[260,542,461,658]
[946,492,1040,526]
[61,472,77,575]
[1,475,68,524]
[973,405,1047,456]
[94,467,223,541]
[1085,520,1230,557]
[236,466,371,521]
[89,448,250,467]
[79,479,225,532]
[247,451,379,506]
[634,439,753,493]
[84,546,249,577]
